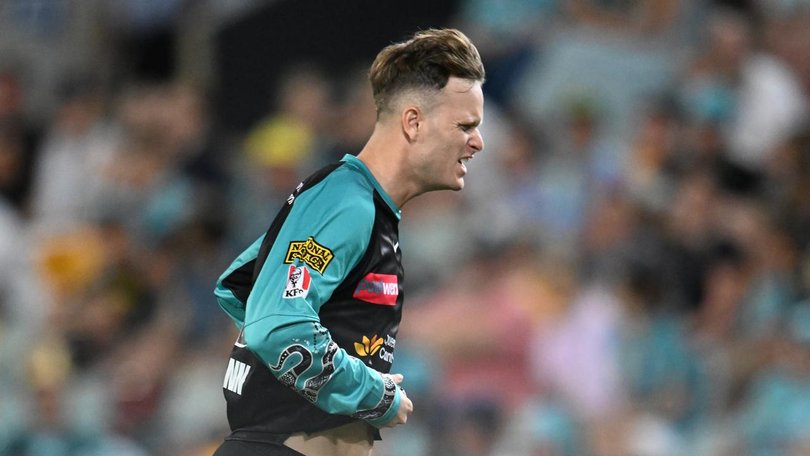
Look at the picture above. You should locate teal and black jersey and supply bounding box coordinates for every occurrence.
[214,154,404,442]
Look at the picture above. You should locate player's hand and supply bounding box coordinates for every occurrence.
[382,373,413,428]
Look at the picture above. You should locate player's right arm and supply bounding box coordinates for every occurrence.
[214,234,265,328]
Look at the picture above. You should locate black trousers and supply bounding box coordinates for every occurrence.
[213,439,305,456]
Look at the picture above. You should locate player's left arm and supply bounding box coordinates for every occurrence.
[242,182,402,427]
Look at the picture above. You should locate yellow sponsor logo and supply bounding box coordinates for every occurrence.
[354,335,384,357]
[285,237,334,274]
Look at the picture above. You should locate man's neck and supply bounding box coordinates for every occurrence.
[355,128,422,208]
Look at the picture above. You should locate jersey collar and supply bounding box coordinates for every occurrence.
[341,154,401,220]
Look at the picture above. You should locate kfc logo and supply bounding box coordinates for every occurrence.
[283,265,311,299]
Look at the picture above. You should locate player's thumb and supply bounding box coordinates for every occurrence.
[389,373,404,385]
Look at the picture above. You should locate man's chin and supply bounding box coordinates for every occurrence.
[448,180,464,192]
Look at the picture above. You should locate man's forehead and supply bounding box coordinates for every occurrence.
[443,77,481,94]
[439,78,484,115]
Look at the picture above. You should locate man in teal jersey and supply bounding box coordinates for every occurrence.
[213,28,485,456]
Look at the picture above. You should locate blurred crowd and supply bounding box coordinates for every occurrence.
[1,0,810,455]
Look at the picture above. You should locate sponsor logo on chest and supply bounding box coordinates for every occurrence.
[354,334,396,364]
[353,273,398,306]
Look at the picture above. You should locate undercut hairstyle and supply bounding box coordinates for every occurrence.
[369,28,485,118]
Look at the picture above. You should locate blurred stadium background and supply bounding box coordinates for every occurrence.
[1,0,809,455]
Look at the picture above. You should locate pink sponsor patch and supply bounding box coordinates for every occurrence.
[353,273,398,306]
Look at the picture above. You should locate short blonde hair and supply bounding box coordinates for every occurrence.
[369,28,485,117]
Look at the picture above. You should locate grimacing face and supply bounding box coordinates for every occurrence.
[413,77,484,192]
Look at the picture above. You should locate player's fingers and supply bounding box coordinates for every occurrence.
[389,373,404,384]
[403,396,414,413]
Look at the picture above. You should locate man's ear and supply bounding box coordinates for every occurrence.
[401,106,421,143]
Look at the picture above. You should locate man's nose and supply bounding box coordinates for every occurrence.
[470,129,484,152]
